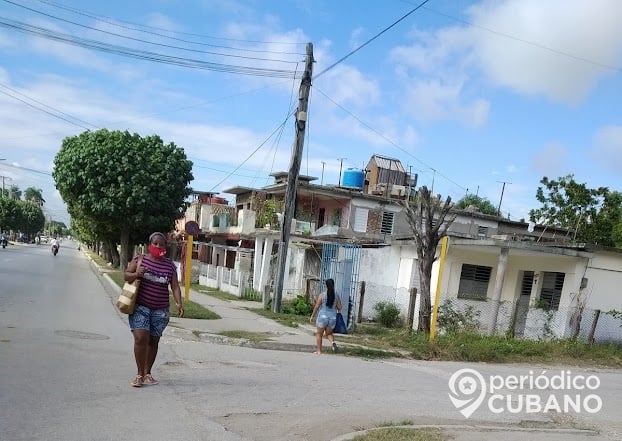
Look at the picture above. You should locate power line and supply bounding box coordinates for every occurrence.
[314,0,432,79]
[0,83,98,130]
[418,4,622,73]
[34,0,306,56]
[2,1,301,65]
[314,86,467,193]
[35,0,306,47]
[0,18,299,78]
[208,113,295,192]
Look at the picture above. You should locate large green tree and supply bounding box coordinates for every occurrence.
[402,186,456,333]
[529,175,620,246]
[17,200,45,238]
[24,187,45,207]
[454,194,498,216]
[53,129,193,269]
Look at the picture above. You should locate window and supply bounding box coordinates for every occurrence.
[353,207,369,232]
[477,226,488,238]
[458,264,492,300]
[539,272,564,310]
[381,211,394,234]
[330,208,341,226]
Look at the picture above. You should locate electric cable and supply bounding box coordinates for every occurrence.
[314,0,432,79]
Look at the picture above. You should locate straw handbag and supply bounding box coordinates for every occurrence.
[117,255,144,314]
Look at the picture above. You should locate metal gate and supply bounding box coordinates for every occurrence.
[320,242,362,330]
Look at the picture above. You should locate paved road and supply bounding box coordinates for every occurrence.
[1,242,620,441]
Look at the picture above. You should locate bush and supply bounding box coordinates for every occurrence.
[281,295,313,315]
[374,301,401,328]
[437,299,481,334]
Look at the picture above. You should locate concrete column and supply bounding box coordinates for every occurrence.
[489,247,509,335]
[211,245,217,267]
[258,236,274,292]
[253,237,265,290]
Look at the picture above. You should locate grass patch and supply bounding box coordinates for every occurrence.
[218,330,273,342]
[252,308,306,328]
[84,249,111,267]
[340,346,402,359]
[108,271,124,287]
[169,296,220,320]
[343,324,622,367]
[351,427,447,441]
[191,284,240,301]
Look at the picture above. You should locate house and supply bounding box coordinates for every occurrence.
[178,155,622,342]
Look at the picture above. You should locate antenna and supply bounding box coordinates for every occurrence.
[496,181,512,216]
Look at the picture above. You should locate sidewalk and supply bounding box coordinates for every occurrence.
[94,258,612,441]
[98,264,321,353]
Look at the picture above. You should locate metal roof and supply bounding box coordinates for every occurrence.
[368,155,405,172]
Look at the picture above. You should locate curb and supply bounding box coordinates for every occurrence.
[329,424,601,441]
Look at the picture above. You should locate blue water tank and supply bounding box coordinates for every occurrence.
[341,168,365,189]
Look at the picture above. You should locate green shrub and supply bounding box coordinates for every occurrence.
[281,295,313,315]
[437,299,481,334]
[374,301,401,328]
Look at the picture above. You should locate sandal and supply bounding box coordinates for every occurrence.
[143,374,159,385]
[131,375,143,387]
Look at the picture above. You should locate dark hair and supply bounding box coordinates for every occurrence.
[325,278,335,308]
[149,232,166,244]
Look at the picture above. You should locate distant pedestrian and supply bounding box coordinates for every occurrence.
[124,232,184,387]
[309,278,342,354]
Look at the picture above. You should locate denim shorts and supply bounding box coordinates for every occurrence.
[316,313,336,329]
[129,304,170,336]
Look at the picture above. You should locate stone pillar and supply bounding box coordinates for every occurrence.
[253,236,265,290]
[258,236,274,293]
[489,247,509,334]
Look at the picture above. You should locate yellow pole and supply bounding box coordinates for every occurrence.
[184,235,193,301]
[429,235,449,342]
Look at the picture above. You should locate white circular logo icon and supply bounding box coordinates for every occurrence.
[448,368,487,418]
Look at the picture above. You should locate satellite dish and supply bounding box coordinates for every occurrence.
[527,222,535,233]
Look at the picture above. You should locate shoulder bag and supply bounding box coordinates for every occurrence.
[117,254,144,314]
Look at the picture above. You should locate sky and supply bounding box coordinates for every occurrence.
[1,0,621,227]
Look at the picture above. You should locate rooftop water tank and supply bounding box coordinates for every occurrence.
[341,168,365,189]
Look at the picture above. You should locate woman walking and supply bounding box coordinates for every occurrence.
[124,232,184,387]
[309,278,342,354]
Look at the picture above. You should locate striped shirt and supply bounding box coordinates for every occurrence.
[134,255,176,310]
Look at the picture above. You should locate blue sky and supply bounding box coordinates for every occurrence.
[1,0,621,226]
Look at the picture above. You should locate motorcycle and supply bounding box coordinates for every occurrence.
[1,237,7,249]
[52,244,59,256]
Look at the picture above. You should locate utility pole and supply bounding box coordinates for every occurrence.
[320,161,326,185]
[497,181,511,216]
[337,157,347,186]
[272,42,314,313]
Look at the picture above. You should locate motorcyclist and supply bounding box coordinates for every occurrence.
[50,237,59,254]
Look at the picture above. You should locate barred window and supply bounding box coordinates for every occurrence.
[539,272,564,310]
[458,264,492,300]
[381,211,394,234]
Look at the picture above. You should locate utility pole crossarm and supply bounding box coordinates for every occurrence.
[272,43,314,312]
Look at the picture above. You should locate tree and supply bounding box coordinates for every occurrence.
[53,129,193,269]
[24,187,45,207]
[16,200,45,238]
[529,175,616,245]
[0,197,19,232]
[402,186,456,333]
[9,185,21,200]
[454,194,498,216]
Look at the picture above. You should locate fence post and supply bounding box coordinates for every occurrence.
[587,309,601,344]
[407,287,418,330]
[357,281,366,324]
[263,284,271,309]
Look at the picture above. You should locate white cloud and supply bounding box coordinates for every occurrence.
[467,0,622,103]
[349,27,365,49]
[592,125,622,172]
[530,142,569,177]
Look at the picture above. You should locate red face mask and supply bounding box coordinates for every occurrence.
[148,244,167,259]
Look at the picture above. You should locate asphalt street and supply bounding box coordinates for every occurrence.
[1,241,620,441]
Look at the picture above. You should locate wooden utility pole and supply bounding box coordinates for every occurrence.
[272,42,314,313]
